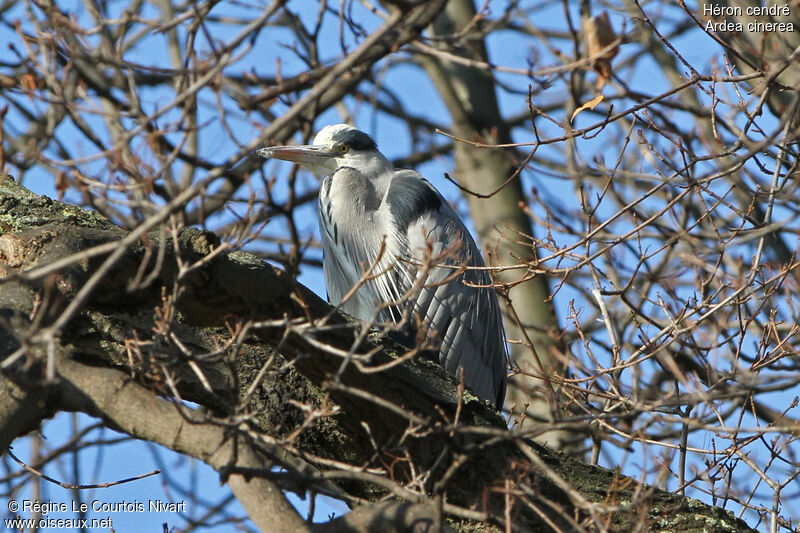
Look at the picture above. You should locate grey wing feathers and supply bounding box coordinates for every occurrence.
[319,166,508,407]
[387,171,508,407]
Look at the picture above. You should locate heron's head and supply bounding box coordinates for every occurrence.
[258,124,391,177]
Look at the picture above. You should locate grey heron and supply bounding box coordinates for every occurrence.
[258,124,508,408]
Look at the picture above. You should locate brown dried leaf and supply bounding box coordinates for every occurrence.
[570,94,605,122]
[21,73,38,97]
[583,12,619,90]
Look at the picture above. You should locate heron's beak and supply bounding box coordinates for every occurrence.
[257,145,338,174]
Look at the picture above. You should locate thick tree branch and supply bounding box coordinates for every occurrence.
[0,177,757,532]
[55,356,309,533]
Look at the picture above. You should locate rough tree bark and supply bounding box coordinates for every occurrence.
[0,176,756,532]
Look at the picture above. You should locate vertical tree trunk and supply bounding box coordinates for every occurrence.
[419,0,567,448]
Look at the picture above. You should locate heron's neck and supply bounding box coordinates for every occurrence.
[340,153,394,190]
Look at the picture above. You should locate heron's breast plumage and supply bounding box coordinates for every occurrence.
[318,167,405,320]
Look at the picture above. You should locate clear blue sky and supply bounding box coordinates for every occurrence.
[3,0,794,530]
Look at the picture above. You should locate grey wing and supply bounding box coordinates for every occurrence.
[387,171,508,407]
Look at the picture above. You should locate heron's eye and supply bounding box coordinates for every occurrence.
[338,144,349,154]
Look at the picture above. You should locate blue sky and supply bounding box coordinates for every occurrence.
[3,0,798,530]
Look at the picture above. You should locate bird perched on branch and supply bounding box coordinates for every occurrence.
[258,124,507,408]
